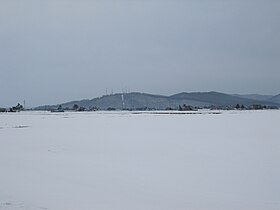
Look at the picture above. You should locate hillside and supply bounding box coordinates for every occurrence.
[232,94,274,101]
[170,91,259,106]
[35,91,280,110]
[268,94,280,104]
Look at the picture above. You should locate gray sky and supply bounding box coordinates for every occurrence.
[0,0,279,107]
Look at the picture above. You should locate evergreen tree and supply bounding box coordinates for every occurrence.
[73,104,79,110]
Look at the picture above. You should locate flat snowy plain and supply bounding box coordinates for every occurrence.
[0,110,279,210]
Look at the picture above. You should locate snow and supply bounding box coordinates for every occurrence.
[0,110,279,210]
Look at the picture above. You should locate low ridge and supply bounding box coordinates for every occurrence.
[35,91,280,110]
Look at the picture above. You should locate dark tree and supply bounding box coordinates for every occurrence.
[178,105,183,111]
[182,104,194,111]
[73,104,79,110]
[10,103,24,112]
[78,106,86,111]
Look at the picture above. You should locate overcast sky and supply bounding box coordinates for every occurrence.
[0,0,279,107]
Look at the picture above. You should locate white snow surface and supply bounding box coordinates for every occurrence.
[0,110,279,210]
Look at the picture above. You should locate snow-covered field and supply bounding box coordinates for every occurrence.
[0,110,279,210]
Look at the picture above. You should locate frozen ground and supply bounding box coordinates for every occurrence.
[0,110,279,210]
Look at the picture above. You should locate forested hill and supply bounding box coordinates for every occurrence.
[35,91,280,110]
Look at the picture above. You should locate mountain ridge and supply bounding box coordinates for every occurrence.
[269,94,280,104]
[35,91,280,110]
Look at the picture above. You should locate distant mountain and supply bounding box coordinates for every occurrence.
[232,93,280,105]
[268,94,280,104]
[37,92,211,110]
[170,91,263,106]
[35,91,280,110]
[232,94,273,101]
